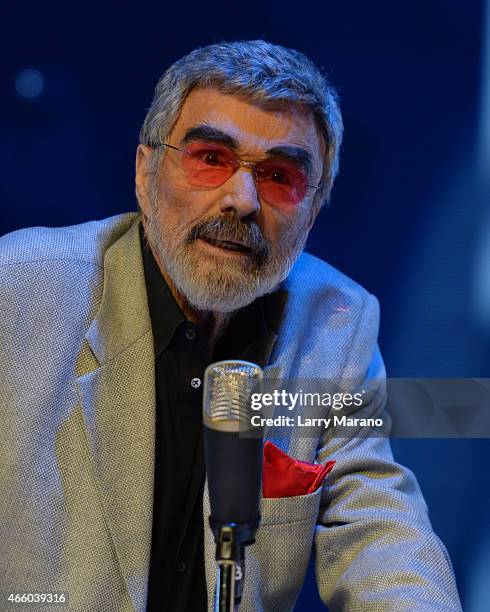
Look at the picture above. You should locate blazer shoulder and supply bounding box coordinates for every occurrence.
[0,212,138,269]
[267,251,381,381]
[288,250,376,307]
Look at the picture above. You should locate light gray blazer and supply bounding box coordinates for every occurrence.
[0,213,462,611]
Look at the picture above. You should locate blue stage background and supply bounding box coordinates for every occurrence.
[2,1,489,609]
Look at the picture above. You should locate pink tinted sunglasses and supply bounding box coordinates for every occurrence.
[158,141,321,207]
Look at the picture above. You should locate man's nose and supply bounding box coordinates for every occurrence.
[218,167,261,219]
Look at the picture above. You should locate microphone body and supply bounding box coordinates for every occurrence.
[204,426,262,529]
[202,360,264,610]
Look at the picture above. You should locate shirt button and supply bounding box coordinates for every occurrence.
[191,377,201,389]
[176,561,186,573]
[185,328,197,341]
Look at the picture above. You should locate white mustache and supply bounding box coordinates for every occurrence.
[187,215,270,263]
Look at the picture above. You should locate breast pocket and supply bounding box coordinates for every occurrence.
[240,488,323,611]
[260,486,323,526]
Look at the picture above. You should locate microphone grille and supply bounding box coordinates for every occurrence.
[203,360,263,432]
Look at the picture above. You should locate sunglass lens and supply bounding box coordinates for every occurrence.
[181,143,235,187]
[255,161,307,206]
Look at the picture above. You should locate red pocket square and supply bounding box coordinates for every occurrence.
[262,441,335,498]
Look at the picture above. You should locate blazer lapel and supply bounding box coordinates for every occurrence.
[75,219,155,611]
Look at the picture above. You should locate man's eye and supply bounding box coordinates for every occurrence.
[203,152,220,166]
[193,150,228,167]
[264,168,293,185]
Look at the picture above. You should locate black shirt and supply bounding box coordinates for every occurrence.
[140,226,281,612]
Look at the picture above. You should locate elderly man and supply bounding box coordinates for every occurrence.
[0,41,461,611]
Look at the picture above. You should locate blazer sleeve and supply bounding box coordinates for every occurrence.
[313,294,463,611]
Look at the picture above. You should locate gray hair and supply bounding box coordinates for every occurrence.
[139,40,343,207]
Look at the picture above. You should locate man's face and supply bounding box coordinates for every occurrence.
[136,87,324,313]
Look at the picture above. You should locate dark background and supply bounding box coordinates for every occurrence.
[2,1,489,609]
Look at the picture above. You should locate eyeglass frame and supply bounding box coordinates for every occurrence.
[153,142,323,193]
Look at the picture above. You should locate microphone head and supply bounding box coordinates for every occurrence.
[203,360,263,433]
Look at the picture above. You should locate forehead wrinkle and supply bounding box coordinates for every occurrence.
[174,87,322,152]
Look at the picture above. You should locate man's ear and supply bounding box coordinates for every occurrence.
[135,144,155,223]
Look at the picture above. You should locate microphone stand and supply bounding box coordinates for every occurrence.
[211,518,260,612]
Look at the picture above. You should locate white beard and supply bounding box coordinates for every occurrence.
[144,205,310,313]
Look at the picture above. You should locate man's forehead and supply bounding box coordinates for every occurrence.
[171,87,323,156]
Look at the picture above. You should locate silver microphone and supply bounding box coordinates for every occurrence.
[203,360,264,611]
